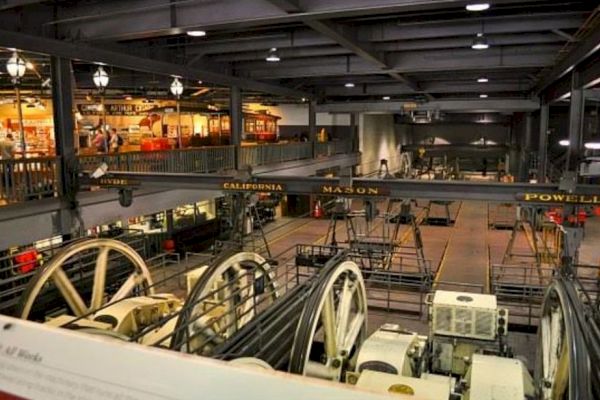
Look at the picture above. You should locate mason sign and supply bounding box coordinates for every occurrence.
[319,185,388,196]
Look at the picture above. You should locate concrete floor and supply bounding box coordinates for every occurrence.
[257,200,600,371]
[162,200,600,373]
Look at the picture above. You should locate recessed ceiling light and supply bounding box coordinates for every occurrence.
[466,3,490,11]
[187,30,206,37]
[559,139,570,146]
[345,82,355,88]
[382,96,391,100]
[477,77,489,83]
[585,141,600,150]
[198,80,203,85]
[480,94,488,98]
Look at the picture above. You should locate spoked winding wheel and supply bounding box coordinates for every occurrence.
[17,238,154,320]
[289,260,368,381]
[536,279,593,400]
[170,251,279,354]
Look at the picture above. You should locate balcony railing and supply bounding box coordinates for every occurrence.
[0,141,354,207]
[315,140,352,157]
[78,146,235,173]
[0,157,60,205]
[239,142,313,167]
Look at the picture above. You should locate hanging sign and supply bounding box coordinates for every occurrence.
[319,185,388,196]
[78,104,159,116]
[222,182,285,192]
[516,192,600,205]
[93,177,141,188]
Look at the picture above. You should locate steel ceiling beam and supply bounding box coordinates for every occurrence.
[239,45,560,79]
[82,170,600,204]
[207,33,563,62]
[0,0,43,11]
[315,99,541,113]
[187,28,568,57]
[0,29,311,99]
[324,81,531,96]
[298,19,426,96]
[263,0,430,99]
[264,0,301,13]
[48,0,568,41]
[359,12,585,42]
[536,19,600,93]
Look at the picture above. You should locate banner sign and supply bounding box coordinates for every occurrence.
[319,185,389,196]
[516,192,600,205]
[94,177,140,188]
[222,182,285,192]
[78,103,158,116]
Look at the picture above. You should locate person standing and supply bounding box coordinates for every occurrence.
[94,129,108,153]
[0,133,15,160]
[109,128,120,153]
[0,133,16,192]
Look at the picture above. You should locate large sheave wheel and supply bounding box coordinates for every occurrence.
[17,238,154,320]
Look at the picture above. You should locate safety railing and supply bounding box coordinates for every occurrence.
[314,140,352,157]
[78,146,235,173]
[239,142,313,167]
[0,157,60,205]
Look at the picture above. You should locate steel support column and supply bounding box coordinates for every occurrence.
[508,117,519,178]
[566,72,585,173]
[350,112,359,153]
[520,112,533,182]
[230,86,242,168]
[538,102,549,183]
[51,56,77,238]
[308,100,316,158]
[51,56,76,197]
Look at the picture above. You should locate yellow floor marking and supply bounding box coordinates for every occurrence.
[432,201,463,289]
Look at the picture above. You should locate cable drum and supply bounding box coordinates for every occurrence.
[536,278,594,400]
[170,251,279,354]
[289,258,368,381]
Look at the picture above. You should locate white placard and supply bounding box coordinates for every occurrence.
[0,315,393,400]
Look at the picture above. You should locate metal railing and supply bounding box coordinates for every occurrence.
[78,146,235,173]
[0,157,60,205]
[239,142,313,167]
[314,140,352,157]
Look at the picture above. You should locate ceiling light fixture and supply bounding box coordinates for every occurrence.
[585,141,600,150]
[198,80,203,85]
[382,96,391,100]
[477,77,489,83]
[170,77,184,97]
[472,33,489,50]
[466,3,490,12]
[480,94,488,98]
[559,139,570,147]
[187,30,206,37]
[344,82,355,88]
[124,95,133,101]
[92,66,109,90]
[265,48,281,62]
[6,52,26,80]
